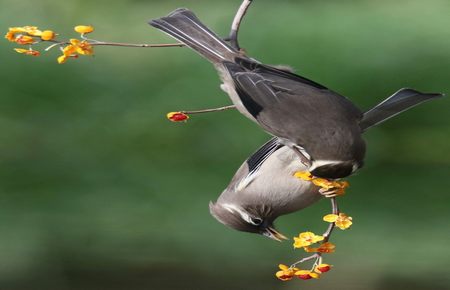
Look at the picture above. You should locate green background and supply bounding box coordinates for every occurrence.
[1,0,449,289]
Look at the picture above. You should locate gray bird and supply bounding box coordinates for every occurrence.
[150,8,443,180]
[209,88,444,240]
[209,137,317,241]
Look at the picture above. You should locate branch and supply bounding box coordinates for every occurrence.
[322,197,339,241]
[90,41,184,48]
[180,105,236,115]
[290,254,320,268]
[228,0,254,50]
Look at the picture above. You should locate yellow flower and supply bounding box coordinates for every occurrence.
[294,171,313,181]
[293,232,324,248]
[312,178,335,190]
[323,213,353,230]
[8,27,28,33]
[5,26,43,43]
[275,264,298,281]
[22,26,40,33]
[77,41,94,55]
[314,263,332,273]
[26,29,42,37]
[40,30,55,41]
[336,180,349,189]
[15,35,35,45]
[74,25,94,34]
[57,53,79,64]
[304,242,336,253]
[70,39,94,55]
[14,48,40,56]
[5,31,16,42]
[294,270,320,280]
[57,55,68,64]
[63,43,77,56]
[58,39,93,64]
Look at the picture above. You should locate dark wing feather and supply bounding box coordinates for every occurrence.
[246,137,283,175]
[360,88,444,131]
[226,138,283,191]
[235,57,328,90]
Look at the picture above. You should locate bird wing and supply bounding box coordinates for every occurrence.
[234,57,328,90]
[360,88,444,131]
[223,61,362,155]
[230,138,283,191]
[246,137,283,176]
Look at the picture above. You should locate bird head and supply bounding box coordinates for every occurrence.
[209,202,287,241]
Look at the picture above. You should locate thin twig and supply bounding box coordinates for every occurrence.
[323,197,339,241]
[90,41,184,48]
[180,105,236,115]
[44,39,184,52]
[228,0,254,50]
[290,254,320,268]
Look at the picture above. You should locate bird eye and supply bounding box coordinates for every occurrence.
[250,217,263,226]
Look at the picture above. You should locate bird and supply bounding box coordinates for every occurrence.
[209,137,318,241]
[208,87,444,240]
[149,8,443,180]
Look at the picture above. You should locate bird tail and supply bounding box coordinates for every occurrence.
[149,8,239,63]
[360,88,443,131]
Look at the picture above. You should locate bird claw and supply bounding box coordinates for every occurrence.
[294,171,349,198]
[319,187,342,198]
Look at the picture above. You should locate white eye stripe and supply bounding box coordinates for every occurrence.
[222,203,258,225]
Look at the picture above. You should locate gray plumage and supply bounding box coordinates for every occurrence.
[209,138,321,240]
[150,8,443,180]
[360,88,443,131]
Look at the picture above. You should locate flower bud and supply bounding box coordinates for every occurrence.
[74,25,94,34]
[315,264,332,273]
[41,30,55,41]
[15,35,34,45]
[167,112,189,122]
[295,270,320,280]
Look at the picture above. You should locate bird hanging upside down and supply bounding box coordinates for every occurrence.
[150,8,443,240]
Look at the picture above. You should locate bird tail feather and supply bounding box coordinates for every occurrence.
[149,8,238,63]
[360,88,443,131]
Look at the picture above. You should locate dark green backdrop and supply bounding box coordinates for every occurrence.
[1,0,449,289]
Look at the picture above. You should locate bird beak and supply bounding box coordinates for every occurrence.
[264,226,288,242]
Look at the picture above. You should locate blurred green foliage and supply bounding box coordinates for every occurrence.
[0,0,449,289]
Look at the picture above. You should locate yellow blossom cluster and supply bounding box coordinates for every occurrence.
[4,25,95,64]
[294,171,349,196]
[276,263,332,281]
[5,26,54,57]
[276,172,353,282]
[293,232,336,253]
[323,212,353,230]
[276,231,336,281]
[57,38,94,64]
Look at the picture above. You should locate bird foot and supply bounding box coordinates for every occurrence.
[319,187,345,198]
[294,171,349,198]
